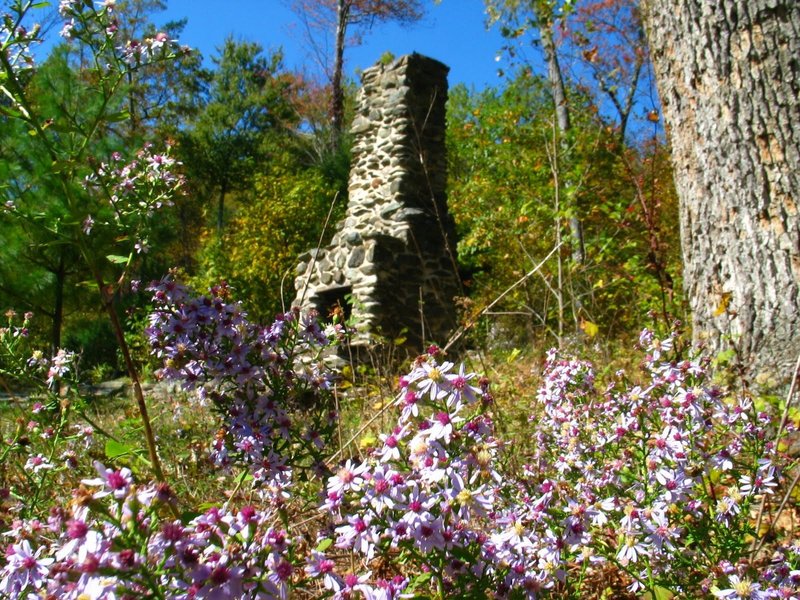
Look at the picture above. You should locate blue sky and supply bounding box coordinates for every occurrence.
[159,0,512,90]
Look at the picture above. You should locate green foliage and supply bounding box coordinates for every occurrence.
[448,74,554,282]
[447,72,682,345]
[177,37,299,232]
[0,46,106,350]
[192,157,344,322]
[63,316,117,371]
[0,4,193,355]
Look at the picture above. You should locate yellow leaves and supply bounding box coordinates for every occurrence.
[580,319,599,338]
[505,348,522,363]
[359,434,377,450]
[713,292,732,317]
[641,587,674,600]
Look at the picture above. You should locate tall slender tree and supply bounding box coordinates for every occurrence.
[487,0,586,266]
[288,0,423,143]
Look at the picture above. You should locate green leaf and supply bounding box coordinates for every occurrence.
[105,438,134,459]
[180,510,202,525]
[642,586,674,600]
[106,254,130,265]
[406,571,432,591]
[106,110,131,123]
[315,538,333,552]
[235,468,253,484]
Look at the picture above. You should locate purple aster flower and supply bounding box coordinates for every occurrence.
[81,461,134,499]
[333,571,372,599]
[712,575,769,599]
[445,363,481,405]
[24,454,54,474]
[335,513,378,559]
[412,360,454,401]
[266,554,293,599]
[0,540,53,596]
[616,534,649,566]
[306,550,342,592]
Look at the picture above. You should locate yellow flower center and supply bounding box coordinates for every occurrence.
[428,367,442,383]
[476,448,492,468]
[733,579,755,596]
[456,489,472,505]
[409,437,429,456]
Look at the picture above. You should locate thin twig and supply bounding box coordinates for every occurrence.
[443,242,563,352]
[751,352,800,556]
[297,191,341,309]
[775,352,800,447]
[327,396,397,465]
[753,466,800,557]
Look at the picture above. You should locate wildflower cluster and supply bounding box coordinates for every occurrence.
[0,313,97,528]
[503,329,799,596]
[58,0,185,67]
[0,462,298,599]
[146,277,337,499]
[0,310,33,383]
[314,352,532,598]
[1,310,78,392]
[1,271,798,599]
[83,144,185,256]
[0,8,40,75]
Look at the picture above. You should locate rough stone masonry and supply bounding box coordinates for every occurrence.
[293,53,461,350]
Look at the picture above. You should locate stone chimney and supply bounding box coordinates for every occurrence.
[294,53,460,350]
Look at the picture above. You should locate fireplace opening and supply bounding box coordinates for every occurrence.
[315,286,353,323]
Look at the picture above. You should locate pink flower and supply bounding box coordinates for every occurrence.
[335,514,377,560]
[446,363,480,405]
[24,454,53,473]
[328,459,369,495]
[306,551,342,592]
[81,461,134,499]
[0,540,53,596]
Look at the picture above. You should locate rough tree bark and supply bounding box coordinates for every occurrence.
[642,1,800,382]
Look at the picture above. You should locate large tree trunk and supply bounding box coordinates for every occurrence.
[642,1,800,383]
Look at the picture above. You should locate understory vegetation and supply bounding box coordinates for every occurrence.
[0,1,797,599]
